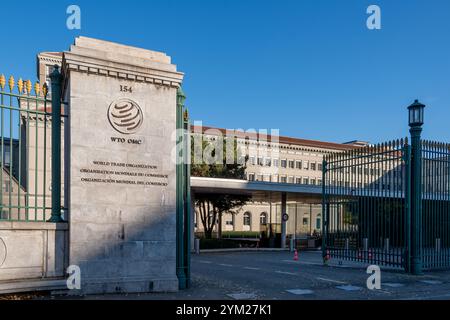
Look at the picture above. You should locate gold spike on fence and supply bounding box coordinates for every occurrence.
[26,80,32,95]
[18,78,23,94]
[34,82,40,96]
[8,75,14,91]
[42,83,48,97]
[0,74,5,90]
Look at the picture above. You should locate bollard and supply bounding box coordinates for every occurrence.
[290,238,295,252]
[363,238,368,251]
[436,238,441,253]
[194,238,200,255]
[384,238,390,252]
[363,238,369,257]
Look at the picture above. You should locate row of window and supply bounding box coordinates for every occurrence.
[225,212,322,230]
[249,157,323,171]
[247,173,322,186]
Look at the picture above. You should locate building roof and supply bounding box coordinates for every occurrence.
[38,52,63,58]
[191,125,359,151]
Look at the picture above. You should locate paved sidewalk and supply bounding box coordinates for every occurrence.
[43,251,450,300]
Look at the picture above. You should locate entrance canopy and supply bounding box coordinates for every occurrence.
[191,176,322,203]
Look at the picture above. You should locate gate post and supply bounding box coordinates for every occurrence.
[48,65,64,223]
[321,159,328,263]
[176,87,187,289]
[183,109,191,288]
[408,100,426,275]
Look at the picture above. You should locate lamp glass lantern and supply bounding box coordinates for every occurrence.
[408,99,425,127]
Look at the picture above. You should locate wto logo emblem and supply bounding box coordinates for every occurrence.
[108,98,144,134]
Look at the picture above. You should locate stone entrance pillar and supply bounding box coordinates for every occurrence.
[63,37,184,294]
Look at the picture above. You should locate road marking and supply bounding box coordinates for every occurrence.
[401,293,450,300]
[282,260,322,266]
[316,277,347,284]
[383,282,405,288]
[419,280,443,285]
[227,293,257,300]
[336,285,363,291]
[198,260,212,264]
[275,271,297,276]
[286,289,314,295]
[244,267,261,271]
[219,263,234,267]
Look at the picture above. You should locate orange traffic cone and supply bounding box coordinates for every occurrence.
[293,249,299,261]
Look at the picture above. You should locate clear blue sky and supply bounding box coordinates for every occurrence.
[1,0,449,143]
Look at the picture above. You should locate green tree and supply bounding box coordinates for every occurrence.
[192,136,251,239]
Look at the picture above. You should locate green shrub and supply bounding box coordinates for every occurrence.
[200,239,241,249]
[222,231,260,238]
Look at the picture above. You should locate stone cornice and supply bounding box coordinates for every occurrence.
[63,51,184,88]
[38,56,63,65]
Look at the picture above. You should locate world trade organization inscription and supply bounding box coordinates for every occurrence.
[79,161,169,187]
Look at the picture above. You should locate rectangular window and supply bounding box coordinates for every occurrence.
[303,177,309,185]
[303,161,309,170]
[280,176,287,183]
[249,157,256,165]
[310,178,316,185]
[226,220,233,226]
[318,163,323,171]
[317,179,322,186]
[265,158,272,167]
[4,151,10,166]
[1,210,8,220]
[303,217,309,225]
[288,176,294,184]
[257,157,264,166]
[3,182,12,193]
[273,159,279,167]
[296,177,302,184]
[248,173,255,181]
[310,162,316,171]
[281,160,287,168]
[316,218,321,229]
[296,161,302,169]
[288,160,295,169]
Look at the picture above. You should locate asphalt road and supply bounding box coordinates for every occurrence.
[52,250,450,300]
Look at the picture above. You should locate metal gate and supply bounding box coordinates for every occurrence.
[323,138,450,272]
[322,139,410,270]
[421,140,450,270]
[0,70,64,223]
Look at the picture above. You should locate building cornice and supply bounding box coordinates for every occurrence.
[63,51,184,89]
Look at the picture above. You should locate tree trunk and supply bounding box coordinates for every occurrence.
[204,229,213,239]
[218,210,222,239]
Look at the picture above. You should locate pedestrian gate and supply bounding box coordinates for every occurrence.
[322,139,450,272]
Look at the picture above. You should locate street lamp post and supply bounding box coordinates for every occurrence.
[408,99,426,275]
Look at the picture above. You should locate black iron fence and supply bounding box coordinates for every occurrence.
[323,138,450,272]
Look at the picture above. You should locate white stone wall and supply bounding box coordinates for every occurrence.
[65,37,183,294]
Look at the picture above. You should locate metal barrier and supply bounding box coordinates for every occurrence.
[323,137,450,272]
[322,140,409,269]
[421,140,450,270]
[0,67,64,222]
